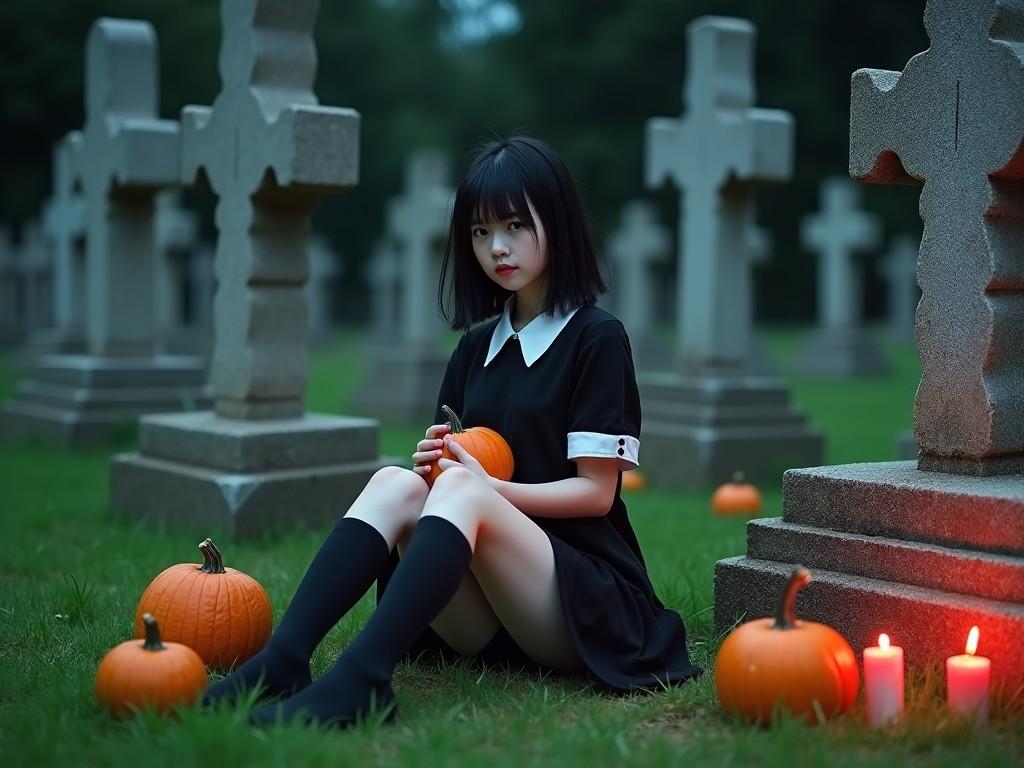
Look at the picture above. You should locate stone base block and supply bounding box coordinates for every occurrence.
[793,327,891,377]
[638,372,824,488]
[349,343,449,425]
[715,556,1024,695]
[782,462,1024,555]
[1,354,211,448]
[110,410,402,538]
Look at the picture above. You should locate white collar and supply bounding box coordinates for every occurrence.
[484,296,581,367]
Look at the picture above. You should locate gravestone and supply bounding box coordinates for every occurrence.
[608,200,672,370]
[154,190,201,354]
[878,233,920,343]
[350,150,453,424]
[795,177,890,376]
[642,16,823,487]
[36,133,87,353]
[366,237,399,341]
[17,220,52,334]
[111,0,394,538]
[307,233,341,344]
[0,227,19,343]
[716,0,1024,694]
[188,244,216,342]
[1,17,209,448]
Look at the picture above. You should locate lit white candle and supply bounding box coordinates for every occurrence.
[863,633,904,726]
[946,626,990,725]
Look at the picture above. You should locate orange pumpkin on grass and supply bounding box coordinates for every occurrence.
[134,538,272,670]
[711,471,762,516]
[425,404,514,487]
[95,613,207,716]
[715,566,858,725]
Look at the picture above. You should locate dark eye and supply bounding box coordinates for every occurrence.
[508,220,522,231]
[471,226,487,237]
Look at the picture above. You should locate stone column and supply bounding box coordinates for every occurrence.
[1,18,210,448]
[350,150,453,425]
[111,0,395,538]
[641,16,823,487]
[794,177,890,377]
[716,0,1024,694]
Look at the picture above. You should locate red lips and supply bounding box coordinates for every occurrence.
[496,266,517,275]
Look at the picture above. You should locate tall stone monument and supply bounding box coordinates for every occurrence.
[642,16,823,487]
[716,0,1024,694]
[153,190,201,355]
[306,233,341,344]
[795,177,890,377]
[878,233,920,343]
[111,0,393,538]
[350,150,453,425]
[608,200,672,371]
[0,19,209,447]
[365,237,399,341]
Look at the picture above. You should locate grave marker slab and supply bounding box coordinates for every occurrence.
[795,177,890,377]
[640,16,823,487]
[878,233,920,343]
[111,0,394,538]
[716,0,1024,693]
[0,18,209,448]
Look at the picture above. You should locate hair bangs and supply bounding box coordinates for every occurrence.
[465,156,536,231]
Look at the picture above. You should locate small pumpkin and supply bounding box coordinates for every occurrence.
[95,613,207,716]
[711,471,762,516]
[135,538,272,670]
[620,469,647,492]
[715,567,859,725]
[426,404,514,487]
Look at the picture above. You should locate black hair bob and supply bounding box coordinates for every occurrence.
[439,136,606,330]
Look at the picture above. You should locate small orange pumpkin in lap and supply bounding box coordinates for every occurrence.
[426,404,514,487]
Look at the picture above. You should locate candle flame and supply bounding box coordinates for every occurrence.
[879,633,890,650]
[965,625,980,656]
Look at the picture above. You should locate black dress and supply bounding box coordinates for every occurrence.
[376,303,702,693]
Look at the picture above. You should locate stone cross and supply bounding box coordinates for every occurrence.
[189,245,216,334]
[877,234,919,342]
[75,19,179,357]
[180,0,359,419]
[850,0,1024,475]
[801,177,882,329]
[646,16,793,371]
[387,150,453,345]
[307,234,341,339]
[42,133,87,335]
[608,200,670,337]
[367,238,399,339]
[18,220,52,332]
[154,190,199,348]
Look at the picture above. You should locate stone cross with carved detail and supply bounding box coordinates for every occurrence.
[850,0,1024,475]
[180,0,359,420]
[646,16,793,371]
[76,19,179,357]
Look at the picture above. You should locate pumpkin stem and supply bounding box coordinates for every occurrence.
[141,613,166,651]
[441,404,465,434]
[774,566,811,629]
[732,470,745,484]
[198,538,226,574]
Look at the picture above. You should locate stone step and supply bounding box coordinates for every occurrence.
[639,372,792,407]
[714,556,1024,694]
[642,400,813,428]
[747,517,1024,603]
[783,462,1024,556]
[27,354,208,388]
[13,379,211,414]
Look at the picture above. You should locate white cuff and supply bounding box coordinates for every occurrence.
[567,431,640,471]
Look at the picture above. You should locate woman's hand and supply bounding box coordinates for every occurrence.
[436,435,490,480]
[411,422,451,477]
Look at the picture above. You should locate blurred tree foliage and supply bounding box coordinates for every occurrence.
[0,0,928,323]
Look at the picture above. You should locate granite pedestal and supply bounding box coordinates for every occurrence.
[350,342,448,426]
[638,371,824,487]
[715,462,1024,694]
[0,354,210,448]
[110,411,399,538]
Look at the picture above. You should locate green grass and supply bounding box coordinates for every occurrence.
[1,327,1021,767]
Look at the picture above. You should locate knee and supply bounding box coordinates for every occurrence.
[368,465,429,507]
[429,465,482,496]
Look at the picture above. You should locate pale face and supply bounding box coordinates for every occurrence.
[470,199,548,295]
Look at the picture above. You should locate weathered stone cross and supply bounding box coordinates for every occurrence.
[608,201,669,337]
[850,0,1024,474]
[180,0,359,419]
[42,133,86,335]
[801,177,882,330]
[77,19,179,356]
[646,16,793,371]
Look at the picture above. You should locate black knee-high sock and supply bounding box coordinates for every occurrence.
[249,515,473,727]
[203,516,391,707]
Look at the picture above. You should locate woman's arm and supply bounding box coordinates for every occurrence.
[487,456,620,518]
